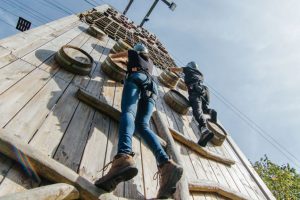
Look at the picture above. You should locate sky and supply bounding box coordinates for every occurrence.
[0,0,299,171]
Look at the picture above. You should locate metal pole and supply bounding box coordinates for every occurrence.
[140,0,159,27]
[123,0,134,15]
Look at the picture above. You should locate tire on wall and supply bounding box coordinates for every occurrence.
[55,45,93,76]
[164,89,190,115]
[207,121,227,146]
[177,78,187,91]
[110,39,132,54]
[101,54,127,82]
[87,25,106,40]
[158,70,179,88]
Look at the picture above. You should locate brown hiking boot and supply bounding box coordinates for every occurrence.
[94,153,138,192]
[155,160,183,199]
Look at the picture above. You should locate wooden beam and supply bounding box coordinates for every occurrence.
[152,111,190,200]
[76,88,167,148]
[226,136,276,200]
[0,183,79,200]
[0,129,124,200]
[189,180,250,200]
[168,127,235,166]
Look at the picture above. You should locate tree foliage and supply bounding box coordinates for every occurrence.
[253,155,300,200]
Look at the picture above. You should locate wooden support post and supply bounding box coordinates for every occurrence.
[76,88,167,148]
[168,128,235,166]
[189,180,250,200]
[0,183,79,200]
[152,111,190,200]
[0,129,122,200]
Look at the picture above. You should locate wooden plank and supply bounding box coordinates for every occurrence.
[223,139,268,200]
[29,33,100,156]
[0,68,54,128]
[4,75,70,142]
[189,180,250,200]
[0,59,36,94]
[0,164,38,197]
[141,122,161,199]
[221,141,260,199]
[22,24,88,67]
[0,129,108,200]
[227,136,275,200]
[0,16,80,69]
[0,24,98,195]
[152,111,190,200]
[0,155,13,185]
[53,37,109,171]
[169,128,235,166]
[0,183,79,200]
[0,15,78,52]
[208,140,251,198]
[154,67,195,200]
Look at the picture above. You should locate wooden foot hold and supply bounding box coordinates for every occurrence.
[168,127,235,166]
[0,129,106,200]
[189,180,250,200]
[0,183,79,200]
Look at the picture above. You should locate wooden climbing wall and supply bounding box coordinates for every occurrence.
[0,4,275,200]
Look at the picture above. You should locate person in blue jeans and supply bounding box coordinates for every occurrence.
[95,43,183,199]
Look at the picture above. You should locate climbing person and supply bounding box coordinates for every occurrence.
[169,61,216,147]
[94,43,183,199]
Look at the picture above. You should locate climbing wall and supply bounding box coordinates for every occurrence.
[0,4,275,200]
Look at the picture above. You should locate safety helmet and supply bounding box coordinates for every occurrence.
[186,61,199,70]
[133,43,149,54]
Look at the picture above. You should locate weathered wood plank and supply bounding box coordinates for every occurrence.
[0,59,36,94]
[0,129,107,200]
[152,110,190,200]
[53,36,109,172]
[22,24,87,67]
[0,68,54,128]
[4,75,70,142]
[29,34,100,156]
[0,164,38,197]
[168,128,235,166]
[189,180,250,200]
[0,183,79,200]
[223,139,269,200]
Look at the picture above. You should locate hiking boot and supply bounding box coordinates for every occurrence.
[94,153,138,192]
[156,160,183,199]
[198,126,214,147]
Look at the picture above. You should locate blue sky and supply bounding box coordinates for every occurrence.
[1,0,299,171]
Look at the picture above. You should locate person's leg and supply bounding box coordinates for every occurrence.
[117,78,140,155]
[189,94,206,129]
[135,86,182,199]
[135,98,169,165]
[95,74,141,191]
[189,94,214,147]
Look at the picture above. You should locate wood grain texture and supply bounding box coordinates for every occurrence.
[169,128,235,166]
[0,183,79,200]
[189,180,250,200]
[0,129,107,200]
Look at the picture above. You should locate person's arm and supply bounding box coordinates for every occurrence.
[168,67,184,73]
[110,51,128,59]
[110,51,128,65]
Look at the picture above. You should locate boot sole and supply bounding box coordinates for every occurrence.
[95,166,138,192]
[157,166,183,199]
[198,132,214,147]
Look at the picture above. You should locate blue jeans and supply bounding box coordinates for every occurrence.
[117,72,169,165]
